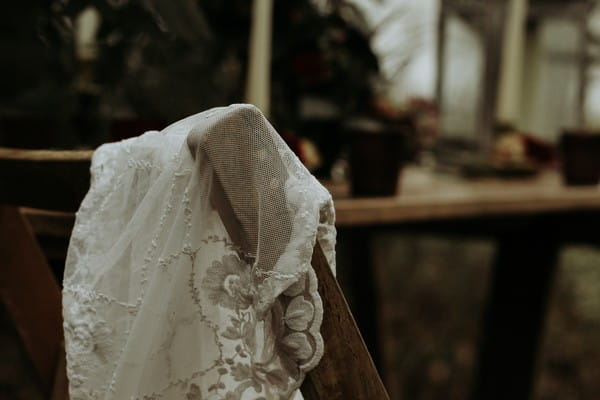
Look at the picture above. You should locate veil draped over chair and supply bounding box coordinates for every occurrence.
[62,104,336,399]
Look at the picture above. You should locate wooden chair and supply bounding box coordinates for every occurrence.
[0,147,389,400]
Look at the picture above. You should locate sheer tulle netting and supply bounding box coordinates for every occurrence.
[62,104,336,399]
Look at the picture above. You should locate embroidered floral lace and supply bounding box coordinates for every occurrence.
[62,104,336,399]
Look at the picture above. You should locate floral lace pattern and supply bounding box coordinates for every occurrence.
[63,105,336,399]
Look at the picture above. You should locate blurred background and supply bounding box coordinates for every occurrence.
[2,0,600,399]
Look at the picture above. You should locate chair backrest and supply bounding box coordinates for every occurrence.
[0,147,389,400]
[0,148,82,400]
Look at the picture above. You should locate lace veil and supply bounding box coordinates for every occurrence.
[62,104,336,399]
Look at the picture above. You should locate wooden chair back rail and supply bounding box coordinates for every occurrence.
[0,148,93,212]
[0,147,389,400]
[302,244,389,399]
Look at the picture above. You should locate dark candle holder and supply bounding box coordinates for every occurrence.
[560,129,600,185]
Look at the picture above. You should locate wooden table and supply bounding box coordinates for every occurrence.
[332,167,600,226]
[327,167,600,400]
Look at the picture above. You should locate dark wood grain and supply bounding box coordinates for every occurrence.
[302,244,389,400]
[0,148,92,212]
[0,206,64,396]
[0,149,96,399]
[51,342,69,400]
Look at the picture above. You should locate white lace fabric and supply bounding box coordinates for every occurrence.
[62,104,336,400]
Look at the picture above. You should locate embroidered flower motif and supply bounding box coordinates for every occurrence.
[283,276,306,297]
[284,296,314,332]
[226,361,290,398]
[202,254,253,310]
[281,332,312,361]
[186,383,203,400]
[69,324,94,353]
[66,373,86,400]
[64,299,113,356]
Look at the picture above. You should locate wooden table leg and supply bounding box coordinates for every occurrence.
[338,227,382,372]
[472,220,559,400]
